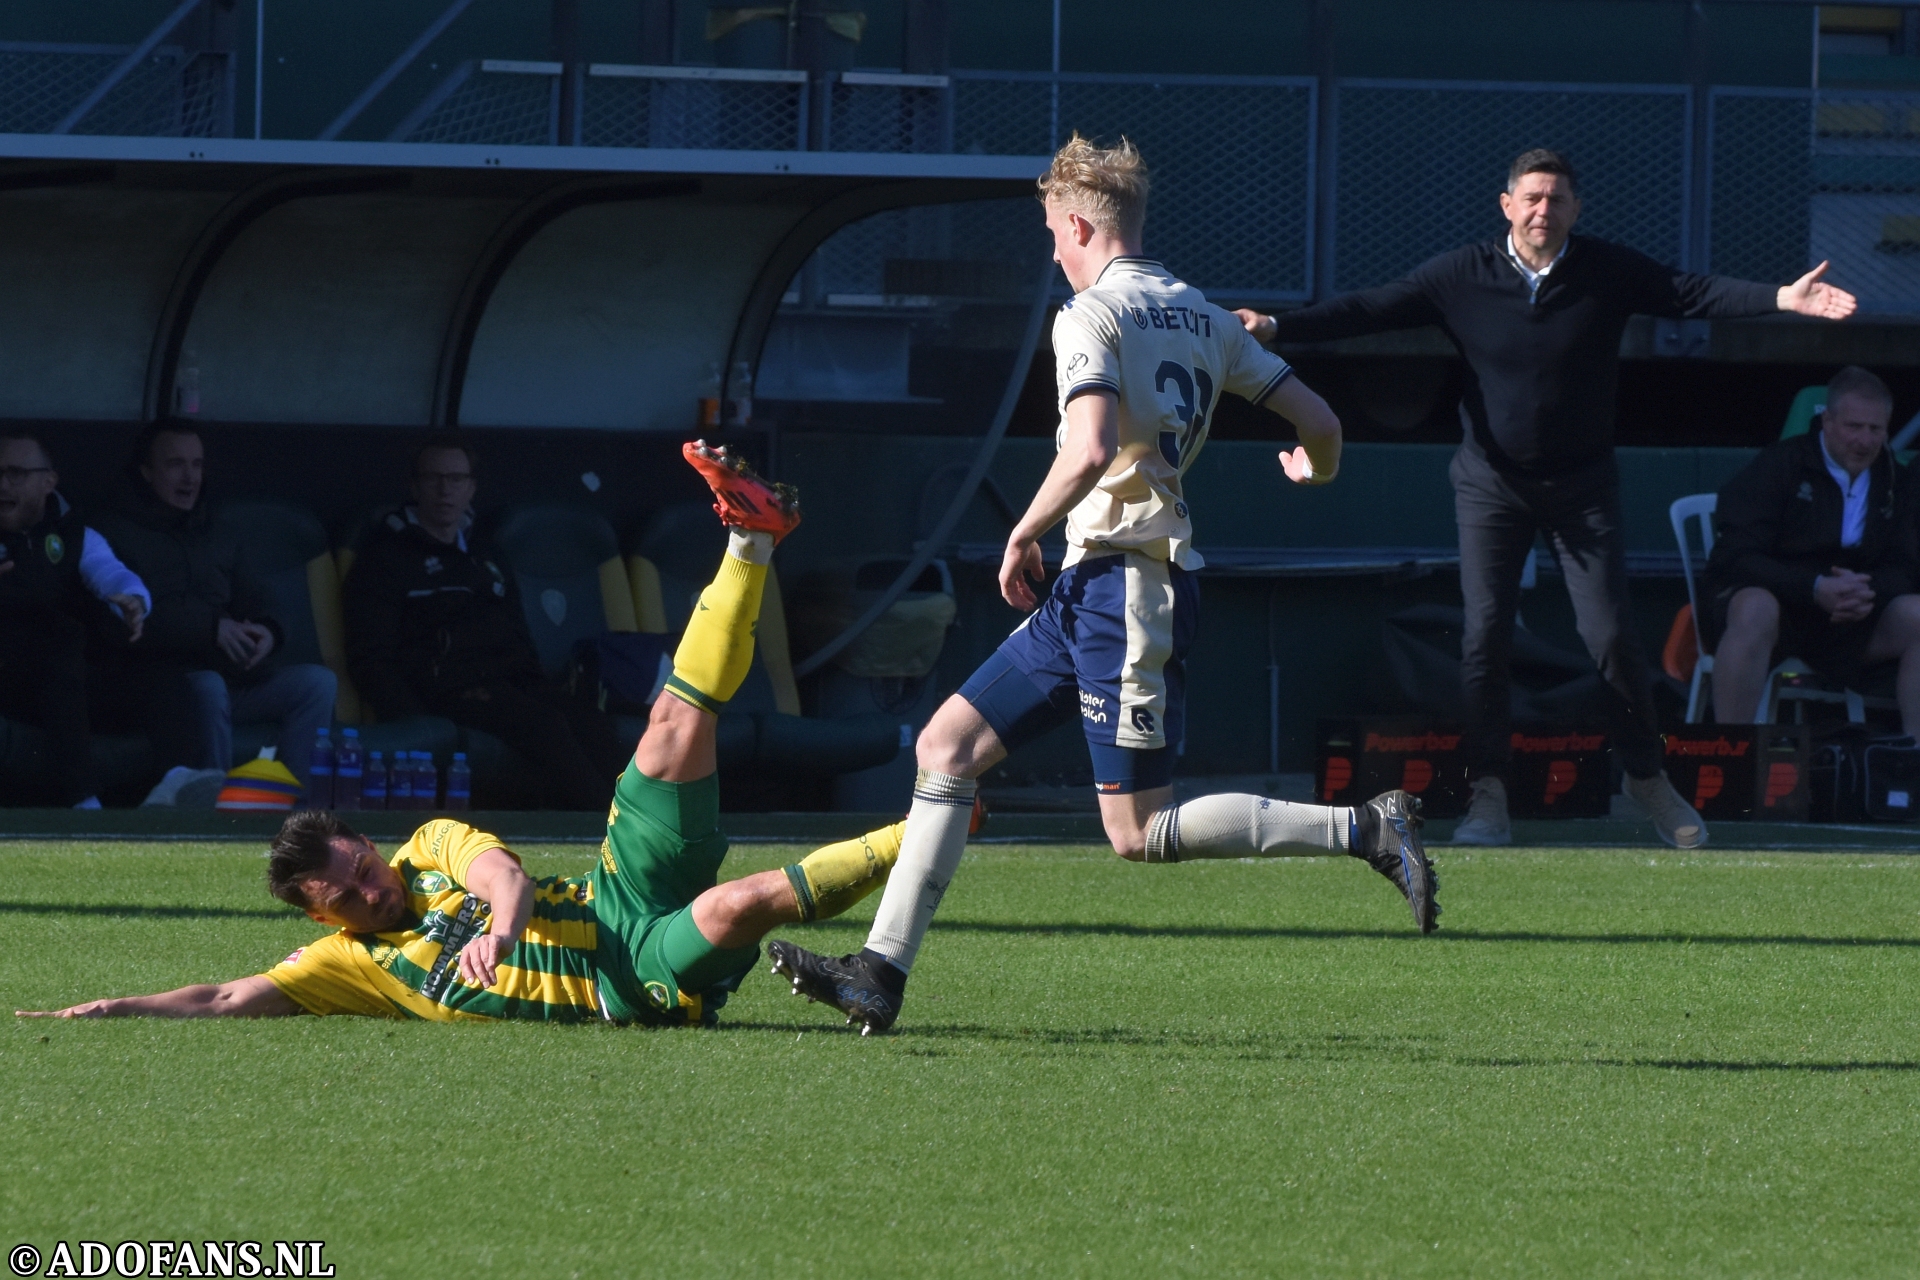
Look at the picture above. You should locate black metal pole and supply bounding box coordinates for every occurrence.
[552,0,581,144]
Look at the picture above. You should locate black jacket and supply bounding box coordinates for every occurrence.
[0,492,129,648]
[342,508,540,719]
[1704,432,1915,612]
[1266,235,1779,477]
[96,489,284,680]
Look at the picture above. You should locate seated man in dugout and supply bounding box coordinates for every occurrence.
[343,436,626,809]
[19,446,909,1025]
[99,420,338,795]
[1704,365,1920,734]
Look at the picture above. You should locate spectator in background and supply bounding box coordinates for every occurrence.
[0,431,183,807]
[1705,366,1920,735]
[99,421,337,792]
[342,438,624,809]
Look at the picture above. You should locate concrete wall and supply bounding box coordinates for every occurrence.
[462,195,805,429]
[0,186,227,419]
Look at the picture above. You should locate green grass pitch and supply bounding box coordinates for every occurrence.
[4,837,1918,1277]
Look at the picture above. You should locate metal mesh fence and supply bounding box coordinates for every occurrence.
[0,44,229,136]
[1809,89,1920,314]
[0,46,125,133]
[582,72,804,150]
[805,198,1044,298]
[826,80,948,153]
[951,74,1314,300]
[1706,89,1811,286]
[396,66,557,146]
[1333,82,1689,291]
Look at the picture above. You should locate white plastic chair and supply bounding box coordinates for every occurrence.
[1670,493,1881,725]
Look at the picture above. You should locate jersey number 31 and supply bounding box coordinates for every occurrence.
[1155,360,1214,467]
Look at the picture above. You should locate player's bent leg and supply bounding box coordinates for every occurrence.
[1097,785,1171,860]
[633,691,717,784]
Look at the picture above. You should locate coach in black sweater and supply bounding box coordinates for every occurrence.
[1240,148,1857,848]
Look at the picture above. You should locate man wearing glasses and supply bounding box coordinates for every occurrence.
[343,438,625,809]
[0,431,166,807]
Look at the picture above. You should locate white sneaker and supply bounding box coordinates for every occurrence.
[1451,776,1511,845]
[1624,772,1707,849]
[141,766,229,808]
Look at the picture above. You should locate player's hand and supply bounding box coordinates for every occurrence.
[1234,308,1277,344]
[1279,446,1335,486]
[1779,262,1857,320]
[16,1000,115,1018]
[999,538,1047,611]
[458,933,511,988]
[108,593,145,641]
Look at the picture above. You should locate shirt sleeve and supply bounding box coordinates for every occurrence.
[260,932,391,1018]
[1052,300,1120,404]
[78,528,151,611]
[405,818,517,884]
[1216,310,1295,406]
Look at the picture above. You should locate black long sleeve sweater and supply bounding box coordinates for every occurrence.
[1266,235,1780,477]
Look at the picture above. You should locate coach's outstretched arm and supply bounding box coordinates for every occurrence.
[1000,388,1119,610]
[18,975,300,1019]
[1264,375,1341,486]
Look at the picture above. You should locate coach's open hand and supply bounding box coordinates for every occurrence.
[1279,446,1336,486]
[1778,262,1857,320]
[1234,308,1277,345]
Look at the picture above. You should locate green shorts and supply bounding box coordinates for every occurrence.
[588,761,755,1026]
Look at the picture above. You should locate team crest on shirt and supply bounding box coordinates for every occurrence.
[1067,353,1088,376]
[44,532,63,563]
[1796,481,1814,503]
[1129,306,1149,329]
[424,556,443,575]
[412,870,450,894]
[281,948,306,965]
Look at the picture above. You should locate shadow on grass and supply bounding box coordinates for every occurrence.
[935,921,1920,949]
[723,1019,1432,1057]
[0,901,297,921]
[1472,1057,1920,1073]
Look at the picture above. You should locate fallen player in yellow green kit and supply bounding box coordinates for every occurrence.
[18,443,900,1026]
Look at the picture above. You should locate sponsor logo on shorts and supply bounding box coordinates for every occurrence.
[645,981,672,1009]
[1130,707,1157,735]
[412,871,450,894]
[1095,780,1123,792]
[1079,689,1108,724]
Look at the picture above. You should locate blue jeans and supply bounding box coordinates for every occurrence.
[186,664,338,789]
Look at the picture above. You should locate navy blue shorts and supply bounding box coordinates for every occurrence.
[958,552,1198,794]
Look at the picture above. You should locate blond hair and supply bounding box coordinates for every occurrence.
[1037,132,1149,239]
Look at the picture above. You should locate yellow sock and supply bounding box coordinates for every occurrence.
[783,821,906,922]
[663,532,771,715]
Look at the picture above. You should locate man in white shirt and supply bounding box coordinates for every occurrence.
[1704,366,1920,730]
[0,432,181,808]
[767,134,1438,1036]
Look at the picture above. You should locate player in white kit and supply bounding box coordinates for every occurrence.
[770,135,1438,1034]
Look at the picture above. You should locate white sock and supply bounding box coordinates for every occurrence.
[728,528,774,566]
[863,770,976,973]
[1144,793,1354,863]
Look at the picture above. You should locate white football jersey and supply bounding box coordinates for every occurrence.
[1051,257,1293,570]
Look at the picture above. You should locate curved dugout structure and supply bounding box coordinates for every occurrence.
[0,157,1035,429]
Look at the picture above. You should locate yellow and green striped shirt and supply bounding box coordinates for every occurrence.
[263,819,608,1022]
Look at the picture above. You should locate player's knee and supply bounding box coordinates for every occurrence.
[1103,817,1148,862]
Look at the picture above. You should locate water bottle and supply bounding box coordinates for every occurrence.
[309,728,334,809]
[388,749,413,810]
[363,751,388,810]
[334,727,363,810]
[415,751,440,810]
[445,752,472,811]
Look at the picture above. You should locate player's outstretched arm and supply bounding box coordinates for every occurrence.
[16,975,301,1019]
[1000,390,1119,610]
[1263,376,1342,485]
